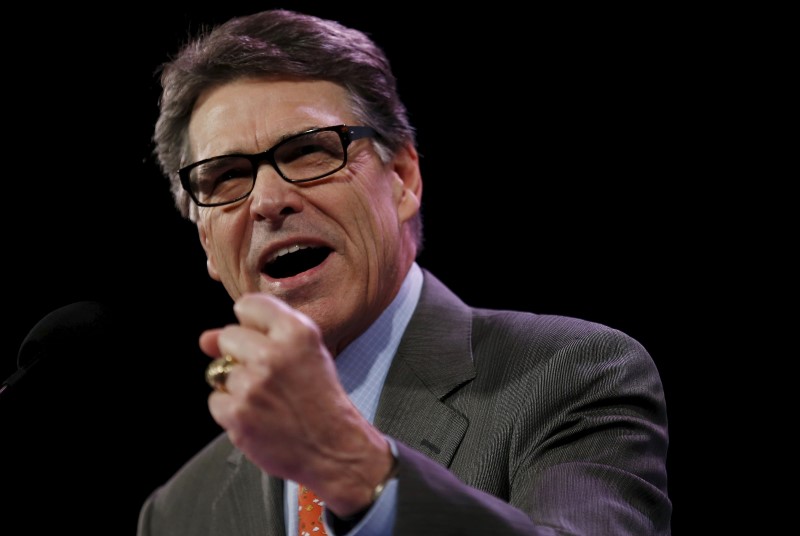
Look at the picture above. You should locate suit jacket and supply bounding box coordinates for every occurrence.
[137,269,671,535]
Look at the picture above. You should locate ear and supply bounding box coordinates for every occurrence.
[392,143,422,223]
[197,224,221,282]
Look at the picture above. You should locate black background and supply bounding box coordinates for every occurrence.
[1,3,706,534]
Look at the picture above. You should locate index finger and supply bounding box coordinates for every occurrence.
[232,292,315,335]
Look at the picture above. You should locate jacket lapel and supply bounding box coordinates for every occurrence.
[209,448,286,536]
[375,270,475,467]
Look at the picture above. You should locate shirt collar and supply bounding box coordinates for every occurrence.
[335,262,423,423]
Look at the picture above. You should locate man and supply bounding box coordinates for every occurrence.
[137,9,671,535]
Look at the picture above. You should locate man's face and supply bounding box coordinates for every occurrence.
[187,78,421,354]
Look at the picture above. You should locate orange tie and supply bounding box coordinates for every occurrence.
[298,484,327,536]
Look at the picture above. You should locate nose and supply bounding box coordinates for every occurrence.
[247,165,304,223]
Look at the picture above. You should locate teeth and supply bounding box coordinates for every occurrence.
[272,244,309,260]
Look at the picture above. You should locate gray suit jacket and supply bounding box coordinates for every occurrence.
[138,269,671,535]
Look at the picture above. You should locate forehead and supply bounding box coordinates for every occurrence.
[188,78,354,157]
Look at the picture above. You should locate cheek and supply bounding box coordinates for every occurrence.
[349,177,394,225]
[352,189,400,249]
[200,213,239,262]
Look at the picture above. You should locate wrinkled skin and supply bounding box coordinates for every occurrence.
[188,78,422,516]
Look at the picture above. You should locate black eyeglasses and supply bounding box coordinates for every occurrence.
[177,124,377,207]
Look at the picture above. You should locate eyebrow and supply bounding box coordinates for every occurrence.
[225,124,329,157]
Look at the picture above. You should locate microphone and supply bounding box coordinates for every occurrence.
[1,301,111,397]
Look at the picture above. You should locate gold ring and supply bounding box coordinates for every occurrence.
[205,354,238,392]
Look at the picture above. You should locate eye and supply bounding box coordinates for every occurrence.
[276,131,343,165]
[193,157,251,191]
[213,161,252,184]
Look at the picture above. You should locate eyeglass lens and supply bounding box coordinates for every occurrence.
[189,129,348,205]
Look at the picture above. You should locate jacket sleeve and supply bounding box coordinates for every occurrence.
[392,440,561,535]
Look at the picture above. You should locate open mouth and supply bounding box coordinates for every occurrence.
[262,245,331,279]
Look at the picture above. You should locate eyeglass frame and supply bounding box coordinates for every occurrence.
[177,124,377,207]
